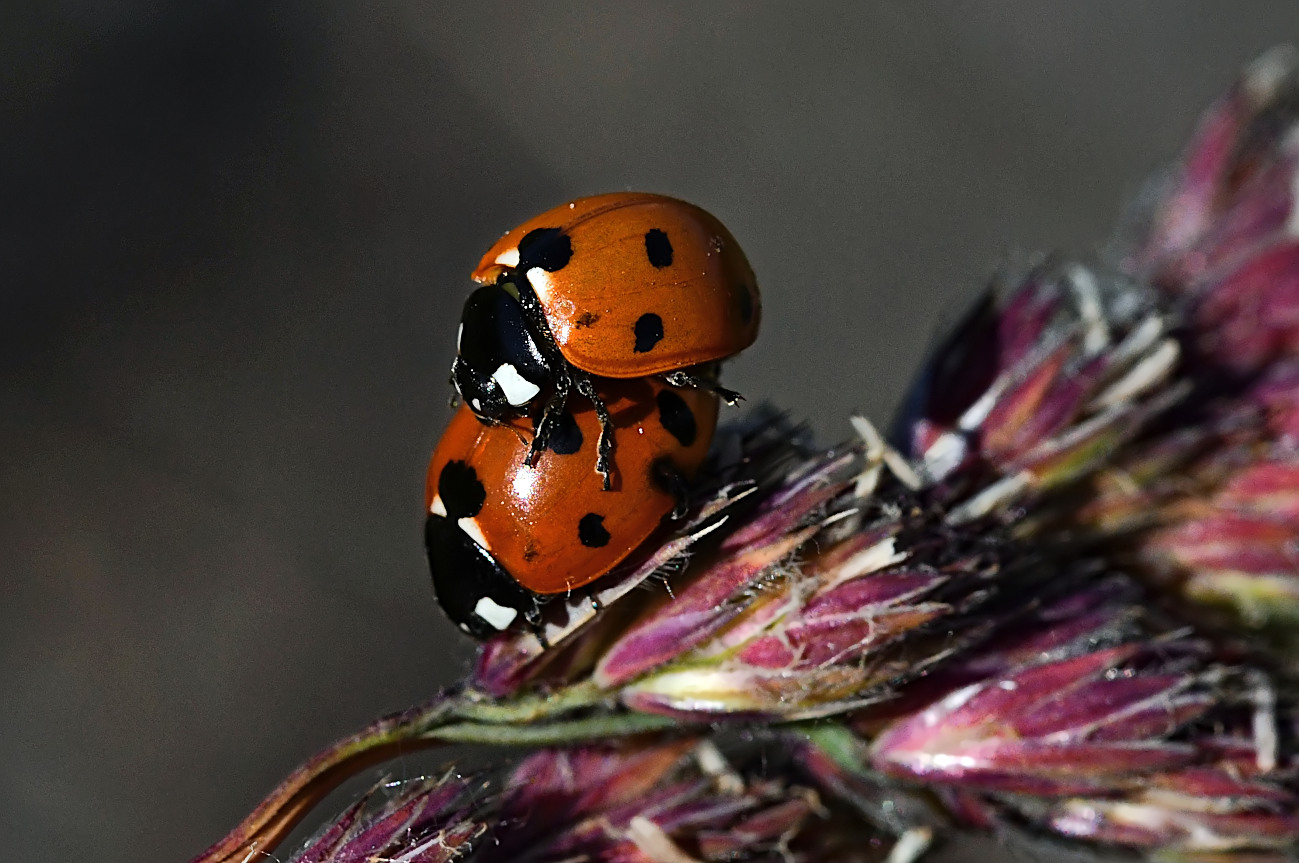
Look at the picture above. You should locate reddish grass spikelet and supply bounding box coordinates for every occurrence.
[1128,47,1299,291]
[1048,761,1299,856]
[290,774,485,863]
[870,642,1213,796]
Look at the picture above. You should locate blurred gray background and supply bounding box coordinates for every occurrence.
[5,4,1299,862]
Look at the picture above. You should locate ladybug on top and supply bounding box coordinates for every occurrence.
[451,192,761,487]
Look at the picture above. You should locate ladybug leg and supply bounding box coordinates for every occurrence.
[511,278,583,470]
[573,371,615,490]
[652,458,691,520]
[660,370,744,406]
[447,371,461,409]
[513,278,611,486]
[527,371,571,466]
[523,600,551,649]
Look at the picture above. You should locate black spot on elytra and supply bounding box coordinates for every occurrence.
[578,513,611,548]
[737,284,754,324]
[438,460,486,520]
[547,410,584,455]
[633,313,664,353]
[645,228,673,268]
[655,389,697,447]
[517,228,573,272]
[575,312,600,328]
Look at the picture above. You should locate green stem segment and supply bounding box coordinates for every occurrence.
[795,721,873,771]
[452,680,610,723]
[437,711,679,744]
[186,688,685,863]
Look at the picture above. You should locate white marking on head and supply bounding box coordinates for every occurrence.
[470,397,481,412]
[493,363,541,406]
[496,248,521,268]
[456,322,464,351]
[527,268,554,304]
[430,496,447,517]
[474,596,518,631]
[460,517,491,551]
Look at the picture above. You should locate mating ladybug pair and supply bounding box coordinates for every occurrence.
[425,192,761,638]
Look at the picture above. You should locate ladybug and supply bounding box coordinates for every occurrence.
[426,376,719,638]
[452,192,759,487]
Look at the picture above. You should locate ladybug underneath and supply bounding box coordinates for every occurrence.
[452,192,760,488]
[427,376,719,638]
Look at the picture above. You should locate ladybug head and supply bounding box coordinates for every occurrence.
[452,281,554,420]
[426,514,539,638]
